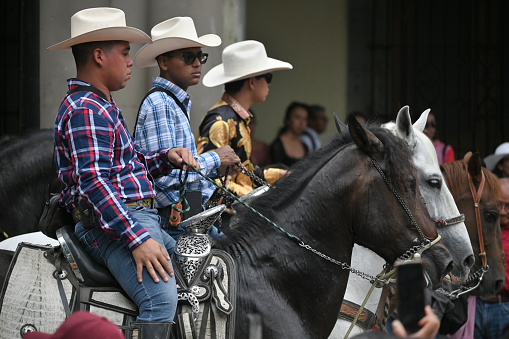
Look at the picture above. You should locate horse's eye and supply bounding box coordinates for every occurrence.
[484,210,499,223]
[428,178,441,189]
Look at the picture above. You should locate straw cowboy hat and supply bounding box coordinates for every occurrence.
[202,40,293,88]
[134,17,222,68]
[48,7,151,51]
[484,142,509,172]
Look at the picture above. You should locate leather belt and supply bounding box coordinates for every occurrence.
[484,294,509,303]
[72,198,154,223]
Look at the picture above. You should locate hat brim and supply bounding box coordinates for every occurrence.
[23,332,52,339]
[202,58,293,87]
[48,27,152,51]
[134,35,221,68]
[484,153,509,172]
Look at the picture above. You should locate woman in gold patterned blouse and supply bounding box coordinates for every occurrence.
[196,40,292,197]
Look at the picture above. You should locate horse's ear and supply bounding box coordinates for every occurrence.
[414,109,431,132]
[463,152,473,161]
[395,106,417,146]
[348,114,384,154]
[334,112,348,135]
[467,152,483,183]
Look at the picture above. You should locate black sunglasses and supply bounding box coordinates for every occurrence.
[255,73,273,84]
[166,51,208,65]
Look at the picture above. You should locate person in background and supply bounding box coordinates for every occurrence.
[249,111,271,168]
[133,17,240,241]
[196,40,292,198]
[299,104,328,152]
[474,177,509,338]
[422,111,455,165]
[483,142,509,178]
[49,8,199,336]
[270,101,309,167]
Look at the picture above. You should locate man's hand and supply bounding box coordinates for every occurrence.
[132,238,174,283]
[214,146,241,175]
[392,305,440,339]
[214,146,240,165]
[167,147,200,171]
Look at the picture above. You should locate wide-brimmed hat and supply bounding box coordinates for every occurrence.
[134,17,222,68]
[23,311,123,339]
[48,7,151,51]
[202,40,293,88]
[484,142,509,172]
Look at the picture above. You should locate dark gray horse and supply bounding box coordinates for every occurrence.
[0,129,58,240]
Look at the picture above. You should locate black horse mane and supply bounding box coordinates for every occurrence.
[217,123,415,248]
[0,129,57,235]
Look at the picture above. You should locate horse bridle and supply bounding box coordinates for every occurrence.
[437,170,489,299]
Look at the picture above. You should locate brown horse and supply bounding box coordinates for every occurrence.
[441,152,505,298]
[371,152,505,334]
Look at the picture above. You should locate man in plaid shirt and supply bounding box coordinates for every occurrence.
[49,8,198,336]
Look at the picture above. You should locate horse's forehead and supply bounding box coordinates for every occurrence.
[413,128,440,166]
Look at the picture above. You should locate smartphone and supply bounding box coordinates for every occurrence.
[396,260,426,334]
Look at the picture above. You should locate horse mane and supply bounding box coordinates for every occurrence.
[217,123,415,248]
[441,160,501,200]
[0,129,57,232]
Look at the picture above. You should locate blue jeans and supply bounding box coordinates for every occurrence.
[474,297,509,339]
[75,207,177,322]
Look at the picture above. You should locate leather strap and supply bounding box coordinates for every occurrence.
[467,170,487,268]
[134,86,189,137]
[338,299,377,332]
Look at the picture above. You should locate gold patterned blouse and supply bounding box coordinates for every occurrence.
[196,93,283,196]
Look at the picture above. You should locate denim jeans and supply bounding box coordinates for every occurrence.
[75,206,177,322]
[474,297,509,339]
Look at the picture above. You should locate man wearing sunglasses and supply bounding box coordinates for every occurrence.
[196,40,292,198]
[134,17,240,241]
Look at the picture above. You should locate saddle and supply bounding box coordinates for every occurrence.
[0,205,237,339]
[172,205,237,339]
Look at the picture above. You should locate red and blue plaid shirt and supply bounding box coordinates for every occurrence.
[55,79,175,250]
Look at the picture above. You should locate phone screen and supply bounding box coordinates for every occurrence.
[396,260,426,334]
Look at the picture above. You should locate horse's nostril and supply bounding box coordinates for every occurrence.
[445,259,454,278]
[464,254,475,271]
[494,279,504,293]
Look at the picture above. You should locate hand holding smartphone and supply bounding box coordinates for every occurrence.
[396,260,426,335]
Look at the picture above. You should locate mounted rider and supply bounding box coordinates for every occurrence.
[196,40,292,199]
[49,7,199,338]
[133,16,240,241]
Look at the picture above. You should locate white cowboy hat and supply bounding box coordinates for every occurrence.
[202,40,293,88]
[484,142,509,172]
[134,17,222,68]
[48,7,151,51]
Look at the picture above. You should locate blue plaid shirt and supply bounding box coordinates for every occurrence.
[55,79,176,250]
[135,77,220,208]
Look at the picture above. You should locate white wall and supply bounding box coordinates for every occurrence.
[246,0,348,146]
